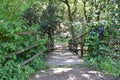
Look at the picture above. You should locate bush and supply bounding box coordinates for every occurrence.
[29,57,49,70]
[84,22,120,77]
[0,1,49,80]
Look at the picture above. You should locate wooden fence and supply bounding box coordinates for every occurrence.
[3,31,120,66]
[68,32,87,57]
[4,32,54,66]
[5,43,54,65]
[68,33,120,59]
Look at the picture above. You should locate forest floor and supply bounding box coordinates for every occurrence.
[28,44,119,80]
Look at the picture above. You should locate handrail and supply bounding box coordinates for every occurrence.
[16,32,38,35]
[5,44,40,59]
[22,47,55,66]
[71,32,88,40]
[22,45,77,66]
[5,43,56,59]
[4,41,55,65]
[22,52,42,65]
[68,32,88,57]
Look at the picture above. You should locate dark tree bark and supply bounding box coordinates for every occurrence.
[64,0,73,21]
[72,0,77,20]
[94,0,108,21]
[63,0,75,39]
[94,0,101,21]
[82,0,88,23]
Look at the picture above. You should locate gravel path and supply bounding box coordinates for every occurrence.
[28,44,118,80]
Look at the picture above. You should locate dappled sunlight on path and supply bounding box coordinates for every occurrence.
[28,67,110,80]
[46,44,85,67]
[28,44,115,80]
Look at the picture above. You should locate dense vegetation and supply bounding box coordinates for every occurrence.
[0,0,120,80]
[0,1,49,80]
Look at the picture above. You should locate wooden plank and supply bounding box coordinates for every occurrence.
[22,47,55,65]
[16,32,38,35]
[72,32,88,40]
[22,52,42,65]
[5,44,40,59]
[5,43,55,59]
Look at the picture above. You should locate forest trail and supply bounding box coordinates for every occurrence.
[28,44,114,80]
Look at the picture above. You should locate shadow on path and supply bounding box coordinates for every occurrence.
[28,44,118,80]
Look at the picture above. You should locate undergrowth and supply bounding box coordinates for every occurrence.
[54,36,69,44]
[84,56,120,77]
[84,22,120,77]
[0,1,49,80]
[0,57,49,80]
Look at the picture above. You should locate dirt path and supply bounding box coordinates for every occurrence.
[28,44,117,80]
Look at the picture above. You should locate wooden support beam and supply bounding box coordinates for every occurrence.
[22,52,42,65]
[72,32,88,40]
[16,32,38,35]
[5,44,40,59]
[22,47,55,66]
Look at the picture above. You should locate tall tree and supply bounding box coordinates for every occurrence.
[40,1,59,48]
[62,0,75,39]
[72,0,78,20]
[82,0,88,23]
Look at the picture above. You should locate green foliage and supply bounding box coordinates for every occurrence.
[85,22,117,57]
[0,0,120,79]
[29,57,49,70]
[39,4,60,34]
[39,3,60,49]
[0,0,49,80]
[0,61,34,80]
[54,37,69,44]
[79,0,120,77]
[0,56,50,80]
[84,22,120,77]
[84,56,120,77]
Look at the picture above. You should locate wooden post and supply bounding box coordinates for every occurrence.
[81,43,84,57]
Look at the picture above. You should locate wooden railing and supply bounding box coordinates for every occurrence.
[5,43,54,65]
[68,33,120,59]
[4,31,120,65]
[5,44,40,59]
[68,32,88,57]
[4,31,54,66]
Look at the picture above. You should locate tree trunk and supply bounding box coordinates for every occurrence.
[47,29,54,52]
[64,0,75,39]
[94,0,101,21]
[82,0,88,23]
[72,0,77,20]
